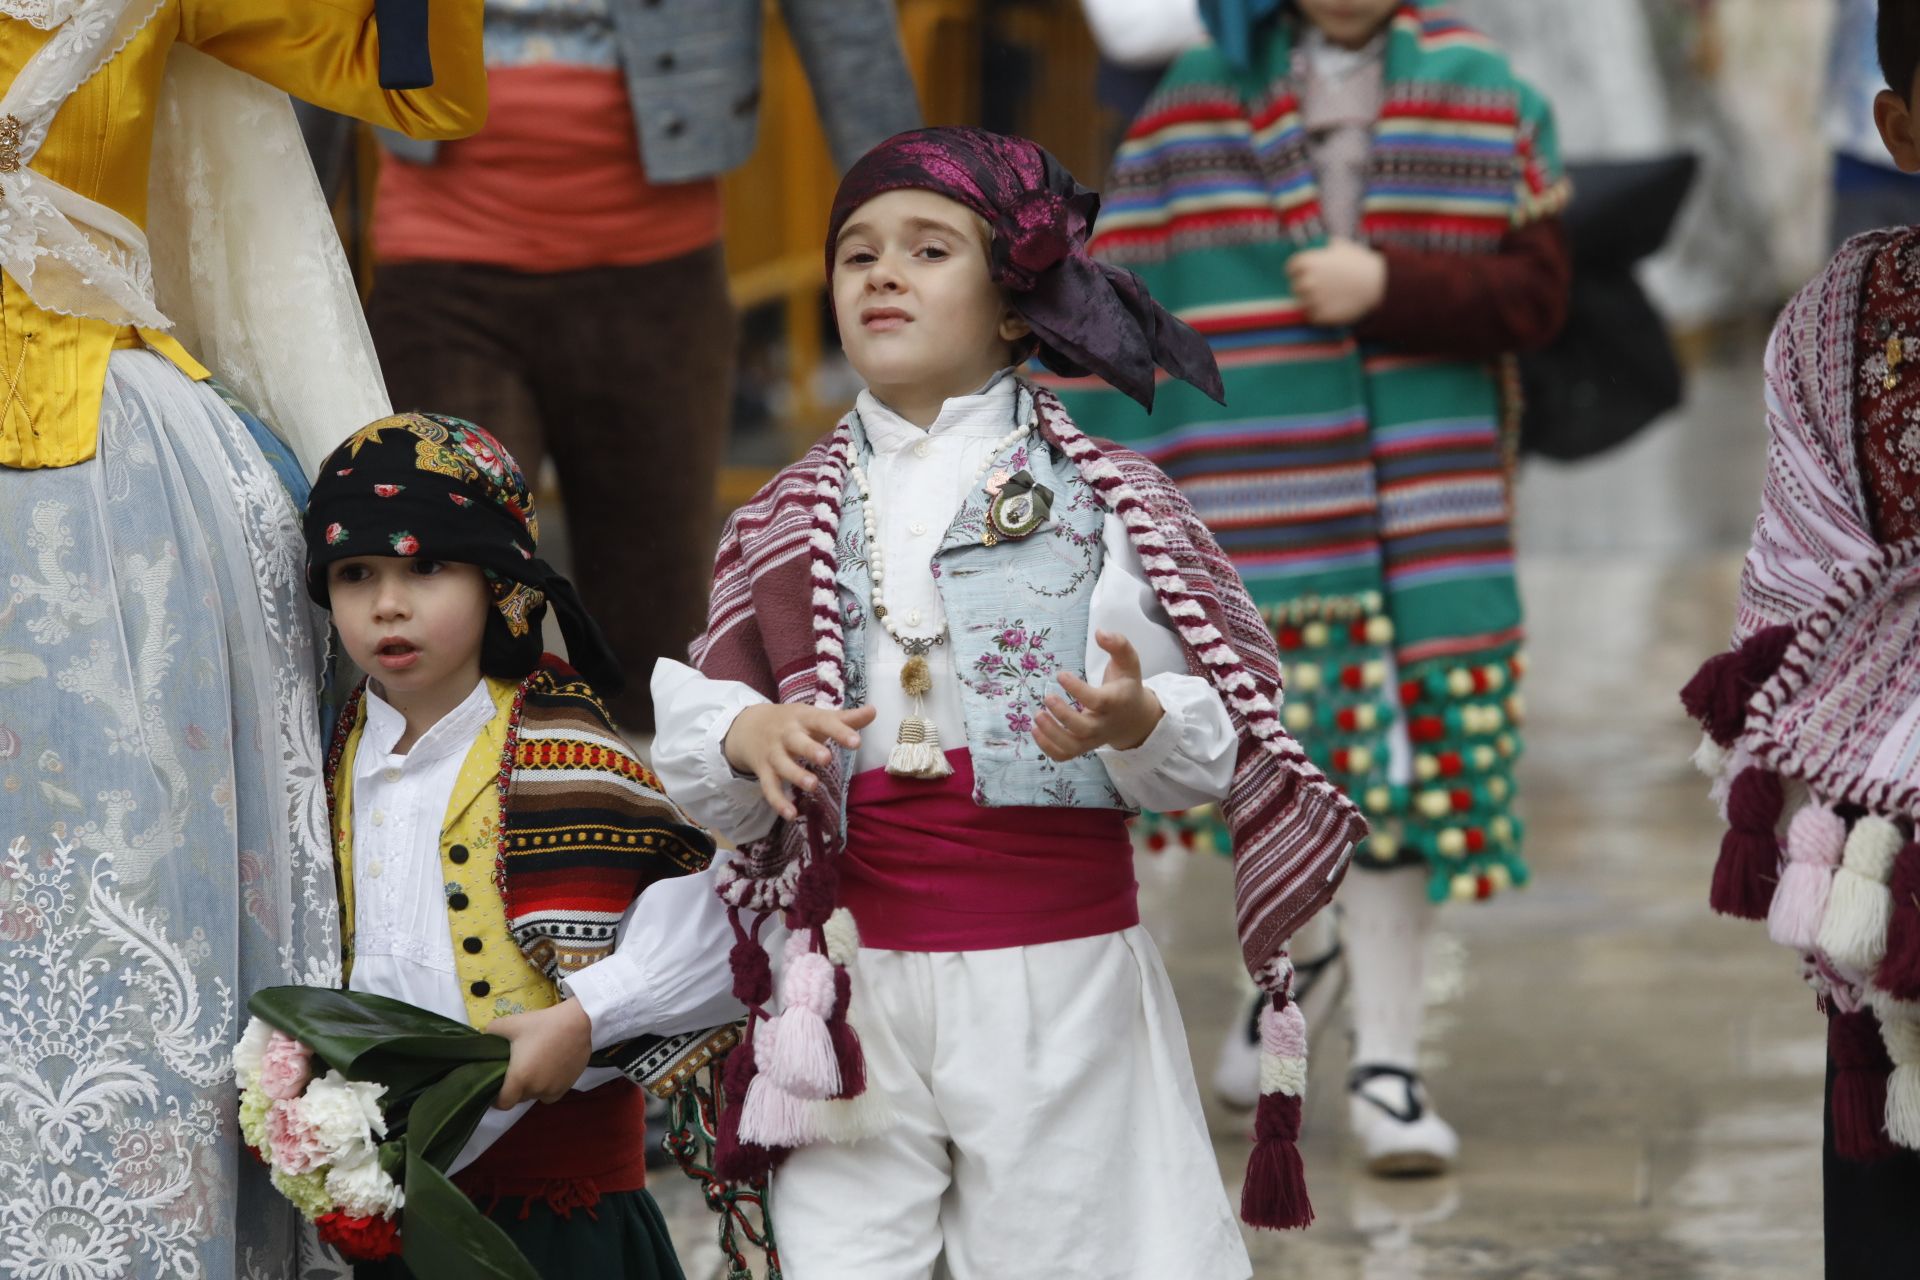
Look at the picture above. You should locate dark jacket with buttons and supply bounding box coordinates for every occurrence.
[380,0,921,182]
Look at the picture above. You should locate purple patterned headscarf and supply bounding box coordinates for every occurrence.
[827,126,1224,411]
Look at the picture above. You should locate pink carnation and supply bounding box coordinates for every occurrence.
[265,1101,330,1175]
[259,1031,313,1102]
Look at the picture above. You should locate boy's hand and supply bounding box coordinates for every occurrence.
[1035,631,1164,760]
[489,1000,593,1109]
[724,703,878,822]
[1287,239,1388,327]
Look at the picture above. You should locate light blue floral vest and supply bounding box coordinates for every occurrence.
[837,389,1127,810]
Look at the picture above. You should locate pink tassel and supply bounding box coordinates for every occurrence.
[764,1008,842,1101]
[1710,768,1782,920]
[1831,1009,1899,1162]
[1240,1091,1312,1230]
[1876,844,1920,1001]
[714,1032,782,1184]
[1769,806,1846,950]
[739,1072,821,1148]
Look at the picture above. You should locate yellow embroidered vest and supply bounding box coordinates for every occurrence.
[331,676,556,1029]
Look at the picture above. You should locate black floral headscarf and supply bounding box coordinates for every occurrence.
[302,412,622,693]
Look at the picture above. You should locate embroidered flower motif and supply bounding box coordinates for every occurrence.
[390,533,419,556]
[449,494,472,507]
[372,484,403,498]
[513,541,531,561]
[325,523,348,546]
[985,469,1011,497]
[335,467,352,477]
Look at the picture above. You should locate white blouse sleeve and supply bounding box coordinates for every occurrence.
[1077,0,1209,67]
[561,857,747,1048]
[1088,513,1239,812]
[650,658,779,847]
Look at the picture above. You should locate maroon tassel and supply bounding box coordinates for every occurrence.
[824,962,867,1099]
[1830,1009,1900,1163]
[729,938,774,1008]
[1877,844,1920,1002]
[1240,1091,1313,1230]
[789,856,840,930]
[713,1032,786,1184]
[1710,768,1783,920]
[1680,624,1796,745]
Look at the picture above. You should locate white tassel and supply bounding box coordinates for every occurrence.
[809,1088,899,1144]
[886,716,954,779]
[1888,1064,1920,1148]
[1818,818,1903,972]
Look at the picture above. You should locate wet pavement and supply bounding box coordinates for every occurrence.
[654,335,1827,1277]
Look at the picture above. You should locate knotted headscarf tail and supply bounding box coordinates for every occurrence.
[302,412,625,696]
[826,126,1225,411]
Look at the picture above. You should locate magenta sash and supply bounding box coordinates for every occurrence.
[839,749,1138,951]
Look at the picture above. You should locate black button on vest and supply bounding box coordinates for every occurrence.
[470,980,490,997]
[449,845,469,864]
[463,936,482,954]
[448,892,469,911]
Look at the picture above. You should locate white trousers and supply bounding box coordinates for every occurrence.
[771,928,1252,1280]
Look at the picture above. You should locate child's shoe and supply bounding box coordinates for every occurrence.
[1347,1063,1458,1177]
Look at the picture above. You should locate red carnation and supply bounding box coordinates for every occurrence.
[316,1211,402,1262]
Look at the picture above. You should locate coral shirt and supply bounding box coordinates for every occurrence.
[373,65,723,274]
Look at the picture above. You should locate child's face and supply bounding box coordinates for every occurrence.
[831,189,1032,404]
[326,556,491,698]
[1294,0,1400,48]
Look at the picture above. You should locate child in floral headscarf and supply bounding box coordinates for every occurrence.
[301,412,740,1280]
[650,127,1366,1279]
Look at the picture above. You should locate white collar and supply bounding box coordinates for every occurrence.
[856,369,1018,455]
[1301,27,1385,81]
[362,677,497,768]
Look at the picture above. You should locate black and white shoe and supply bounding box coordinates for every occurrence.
[1347,1063,1458,1177]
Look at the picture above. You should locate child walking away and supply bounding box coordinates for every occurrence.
[651,126,1367,1279]
[301,414,740,1279]
[1682,9,1920,1274]
[1058,0,1570,1176]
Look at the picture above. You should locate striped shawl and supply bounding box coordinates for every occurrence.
[1682,229,1920,1165]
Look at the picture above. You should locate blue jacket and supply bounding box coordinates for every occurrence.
[381,0,921,183]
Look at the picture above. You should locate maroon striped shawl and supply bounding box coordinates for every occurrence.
[692,384,1366,990]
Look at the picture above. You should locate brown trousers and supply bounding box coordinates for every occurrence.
[367,247,736,731]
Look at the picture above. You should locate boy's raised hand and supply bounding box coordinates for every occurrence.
[489,999,593,1109]
[1035,631,1164,761]
[1287,238,1387,327]
[724,703,879,821]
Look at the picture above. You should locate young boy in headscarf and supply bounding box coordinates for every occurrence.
[301,413,740,1279]
[1682,7,1920,1276]
[650,126,1367,1278]
[1057,0,1571,1176]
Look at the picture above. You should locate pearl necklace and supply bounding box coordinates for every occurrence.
[844,413,1033,650]
[844,408,1033,777]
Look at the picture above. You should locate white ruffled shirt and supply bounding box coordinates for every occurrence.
[652,374,1239,848]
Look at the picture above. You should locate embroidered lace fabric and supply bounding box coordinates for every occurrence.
[0,351,339,1278]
